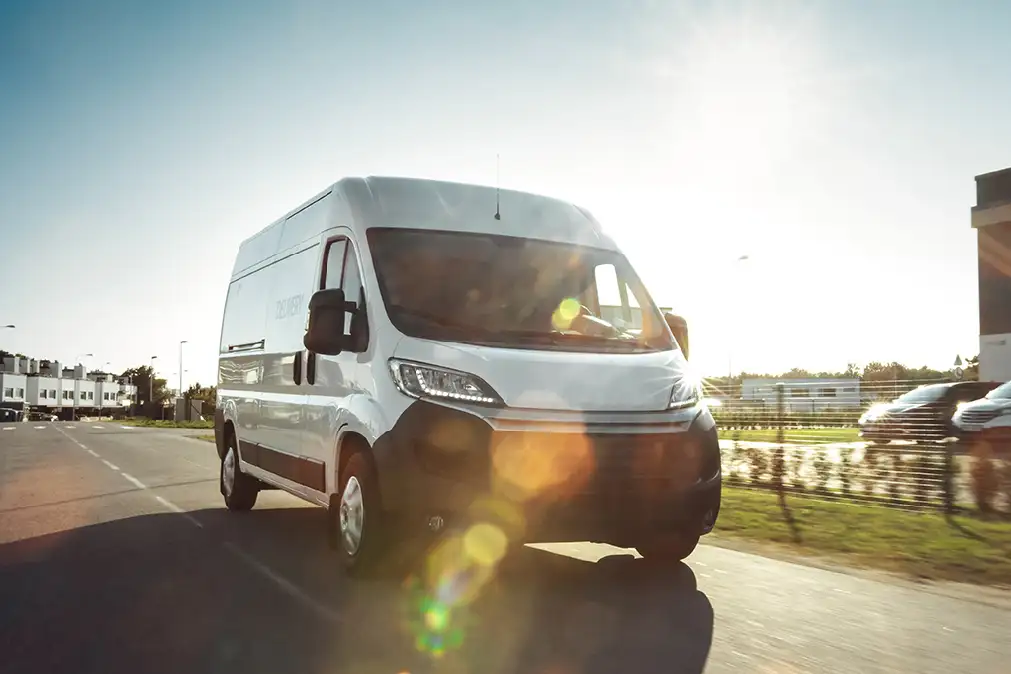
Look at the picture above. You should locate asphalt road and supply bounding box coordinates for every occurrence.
[1,423,1009,674]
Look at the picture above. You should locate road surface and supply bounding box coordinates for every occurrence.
[1,422,1008,674]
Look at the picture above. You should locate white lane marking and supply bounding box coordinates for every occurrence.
[153,495,204,529]
[86,449,99,457]
[3,427,14,431]
[120,425,135,430]
[120,473,147,490]
[59,417,337,624]
[52,423,86,446]
[92,425,103,429]
[65,426,76,429]
[223,542,342,623]
[34,426,46,430]
[101,459,120,471]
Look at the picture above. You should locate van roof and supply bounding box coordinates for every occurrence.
[230,176,617,278]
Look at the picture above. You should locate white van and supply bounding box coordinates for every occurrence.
[214,176,721,575]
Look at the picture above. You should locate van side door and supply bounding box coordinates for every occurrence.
[303,231,370,494]
[249,244,322,496]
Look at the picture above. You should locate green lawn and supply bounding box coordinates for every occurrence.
[719,427,861,444]
[117,418,214,430]
[714,487,1011,587]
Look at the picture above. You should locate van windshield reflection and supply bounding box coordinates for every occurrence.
[367,228,672,352]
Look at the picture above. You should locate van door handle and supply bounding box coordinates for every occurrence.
[293,350,303,385]
[307,352,317,386]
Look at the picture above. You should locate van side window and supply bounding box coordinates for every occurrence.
[342,242,368,352]
[342,245,364,307]
[593,263,646,332]
[322,239,347,289]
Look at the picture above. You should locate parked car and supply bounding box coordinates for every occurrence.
[215,176,718,577]
[951,380,1011,452]
[0,407,23,422]
[858,381,1000,443]
[26,410,58,422]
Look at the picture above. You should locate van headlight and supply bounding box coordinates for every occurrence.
[389,359,504,406]
[669,375,701,410]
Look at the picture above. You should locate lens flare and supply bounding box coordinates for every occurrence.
[406,519,512,661]
[551,297,582,330]
[462,522,509,567]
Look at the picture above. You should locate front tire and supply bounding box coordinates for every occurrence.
[220,434,258,511]
[333,452,389,576]
[636,532,701,564]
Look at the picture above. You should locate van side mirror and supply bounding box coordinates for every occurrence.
[303,288,356,356]
[664,312,689,359]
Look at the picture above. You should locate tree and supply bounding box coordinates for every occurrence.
[118,365,170,417]
[965,355,980,381]
[185,383,216,406]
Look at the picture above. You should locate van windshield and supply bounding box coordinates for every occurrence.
[367,228,674,352]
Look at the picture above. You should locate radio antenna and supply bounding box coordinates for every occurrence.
[494,153,501,221]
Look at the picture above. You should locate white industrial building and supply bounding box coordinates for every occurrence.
[740,377,862,413]
[0,356,137,419]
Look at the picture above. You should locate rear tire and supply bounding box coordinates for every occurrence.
[333,451,389,576]
[220,433,258,511]
[636,532,701,564]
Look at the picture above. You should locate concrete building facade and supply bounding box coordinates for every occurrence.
[973,168,1011,383]
[0,356,138,417]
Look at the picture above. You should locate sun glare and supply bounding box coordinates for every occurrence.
[653,6,834,179]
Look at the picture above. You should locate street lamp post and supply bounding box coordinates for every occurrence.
[728,255,750,407]
[149,356,157,417]
[179,341,188,401]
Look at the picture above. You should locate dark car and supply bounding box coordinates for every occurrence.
[0,407,23,422]
[858,381,1001,443]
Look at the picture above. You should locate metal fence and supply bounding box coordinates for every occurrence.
[708,377,1011,516]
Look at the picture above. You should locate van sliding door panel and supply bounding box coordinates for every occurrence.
[256,243,318,471]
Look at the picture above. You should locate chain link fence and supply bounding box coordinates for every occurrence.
[707,377,1011,516]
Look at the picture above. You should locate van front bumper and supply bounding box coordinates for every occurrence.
[371,400,722,544]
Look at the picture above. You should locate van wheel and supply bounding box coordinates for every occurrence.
[636,532,700,564]
[221,435,258,511]
[333,452,388,576]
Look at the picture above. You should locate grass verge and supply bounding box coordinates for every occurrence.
[117,418,214,429]
[715,487,1011,587]
[195,434,216,443]
[719,427,861,444]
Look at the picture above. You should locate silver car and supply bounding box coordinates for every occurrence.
[952,380,1011,450]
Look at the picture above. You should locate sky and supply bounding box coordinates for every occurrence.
[1,0,1010,387]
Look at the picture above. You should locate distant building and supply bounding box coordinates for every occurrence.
[0,356,137,419]
[740,377,861,413]
[973,168,1011,383]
